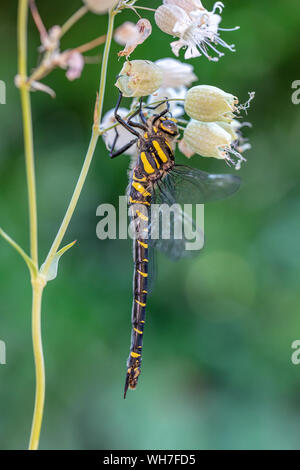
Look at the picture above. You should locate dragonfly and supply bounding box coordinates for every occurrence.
[109,92,241,398]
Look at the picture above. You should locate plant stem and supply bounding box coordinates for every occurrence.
[18,0,38,267]
[41,9,115,276]
[129,5,156,11]
[95,10,115,127]
[17,2,116,449]
[18,0,45,451]
[74,34,106,54]
[28,279,45,450]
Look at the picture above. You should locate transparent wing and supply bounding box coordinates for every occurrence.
[165,165,241,204]
[148,165,241,260]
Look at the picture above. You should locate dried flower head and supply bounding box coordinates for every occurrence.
[83,0,119,14]
[116,19,152,58]
[155,0,238,61]
[115,60,163,97]
[55,50,85,81]
[184,85,238,122]
[114,21,138,45]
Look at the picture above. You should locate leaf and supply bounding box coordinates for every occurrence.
[41,240,77,281]
[0,227,37,275]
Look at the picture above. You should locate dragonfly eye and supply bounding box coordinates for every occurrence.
[158,119,178,136]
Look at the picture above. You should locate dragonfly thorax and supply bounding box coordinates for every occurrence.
[137,131,176,182]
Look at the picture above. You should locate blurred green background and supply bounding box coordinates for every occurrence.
[1,0,300,450]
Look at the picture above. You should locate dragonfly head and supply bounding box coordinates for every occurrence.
[157,117,179,137]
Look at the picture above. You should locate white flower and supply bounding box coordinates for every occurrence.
[155,0,239,61]
[147,86,187,118]
[146,58,197,117]
[100,108,137,156]
[164,0,205,14]
[183,120,246,169]
[155,58,197,88]
[145,58,197,117]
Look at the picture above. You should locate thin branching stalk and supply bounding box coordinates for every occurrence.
[60,5,89,38]
[41,8,116,276]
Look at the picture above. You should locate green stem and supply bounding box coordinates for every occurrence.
[28,279,45,450]
[18,0,38,267]
[41,9,115,275]
[18,0,45,451]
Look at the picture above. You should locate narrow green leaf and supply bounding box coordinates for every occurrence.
[41,240,77,281]
[0,227,37,275]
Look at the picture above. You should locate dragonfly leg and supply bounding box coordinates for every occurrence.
[109,126,120,156]
[145,98,169,111]
[127,98,147,131]
[152,99,170,125]
[114,91,141,138]
[109,137,138,159]
[139,97,148,126]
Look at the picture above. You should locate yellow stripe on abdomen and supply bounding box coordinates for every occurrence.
[132,181,151,197]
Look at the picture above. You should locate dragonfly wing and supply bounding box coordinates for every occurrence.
[148,165,241,260]
[166,165,241,204]
[148,180,202,261]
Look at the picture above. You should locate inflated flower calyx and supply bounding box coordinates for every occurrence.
[115,60,163,98]
[154,5,191,36]
[183,120,232,159]
[184,85,238,123]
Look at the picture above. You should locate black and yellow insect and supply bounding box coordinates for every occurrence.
[110,92,241,398]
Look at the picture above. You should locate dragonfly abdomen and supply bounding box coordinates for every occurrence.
[124,171,151,398]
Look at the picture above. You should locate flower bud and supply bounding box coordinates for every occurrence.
[83,0,118,14]
[184,85,238,123]
[115,60,163,97]
[183,120,232,159]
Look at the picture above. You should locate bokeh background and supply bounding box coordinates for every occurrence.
[1,0,300,450]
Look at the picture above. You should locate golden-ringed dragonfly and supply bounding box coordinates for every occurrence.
[109,92,241,398]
